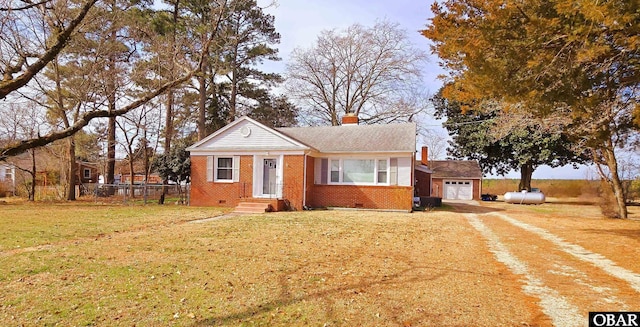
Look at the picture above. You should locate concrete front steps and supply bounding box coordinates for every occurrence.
[234,202,272,214]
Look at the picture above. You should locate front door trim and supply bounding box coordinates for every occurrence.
[253,155,284,198]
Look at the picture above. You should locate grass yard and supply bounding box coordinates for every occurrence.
[0,202,537,326]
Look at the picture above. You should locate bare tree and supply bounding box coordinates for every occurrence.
[286,20,428,126]
[0,101,44,200]
[419,129,448,161]
[116,105,148,197]
[0,0,217,162]
[0,0,98,99]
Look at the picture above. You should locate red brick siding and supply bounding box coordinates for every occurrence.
[432,179,443,198]
[281,155,305,211]
[307,184,413,211]
[190,154,415,210]
[415,170,431,197]
[305,155,315,208]
[474,180,481,199]
[189,155,254,207]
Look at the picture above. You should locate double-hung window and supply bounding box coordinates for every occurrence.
[330,160,340,183]
[216,157,234,181]
[207,156,240,182]
[377,159,388,184]
[4,168,13,181]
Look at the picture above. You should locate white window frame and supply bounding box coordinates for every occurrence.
[83,168,91,179]
[327,158,390,186]
[5,167,13,181]
[213,156,239,183]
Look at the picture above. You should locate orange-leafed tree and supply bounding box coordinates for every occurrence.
[423,0,639,218]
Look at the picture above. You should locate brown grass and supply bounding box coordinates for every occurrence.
[0,203,538,326]
[483,179,600,198]
[3,200,640,326]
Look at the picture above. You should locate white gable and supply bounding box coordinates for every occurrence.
[188,117,310,154]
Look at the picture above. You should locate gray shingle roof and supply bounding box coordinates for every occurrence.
[428,160,483,179]
[276,123,416,153]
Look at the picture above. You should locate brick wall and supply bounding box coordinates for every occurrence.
[189,155,254,207]
[281,155,305,211]
[305,155,315,208]
[432,179,443,198]
[190,153,415,211]
[415,170,431,197]
[307,184,413,211]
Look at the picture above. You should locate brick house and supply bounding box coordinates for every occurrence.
[76,161,99,184]
[187,115,416,211]
[414,146,483,201]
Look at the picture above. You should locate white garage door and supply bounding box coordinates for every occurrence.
[443,180,473,200]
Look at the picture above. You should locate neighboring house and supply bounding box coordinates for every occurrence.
[0,163,16,196]
[415,147,483,200]
[76,161,99,184]
[120,173,162,184]
[115,159,161,184]
[188,115,416,211]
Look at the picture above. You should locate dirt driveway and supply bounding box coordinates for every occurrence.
[448,200,640,327]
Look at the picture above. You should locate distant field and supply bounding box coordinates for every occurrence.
[483,179,601,198]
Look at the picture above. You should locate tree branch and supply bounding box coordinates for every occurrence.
[0,0,53,11]
[0,0,98,99]
[0,70,196,160]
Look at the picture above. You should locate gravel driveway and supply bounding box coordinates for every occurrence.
[448,200,640,327]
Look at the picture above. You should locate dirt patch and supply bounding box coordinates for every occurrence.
[454,200,640,326]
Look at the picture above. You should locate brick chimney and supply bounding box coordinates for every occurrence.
[421,146,429,166]
[342,113,358,125]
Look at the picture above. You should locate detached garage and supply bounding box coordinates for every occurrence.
[415,155,482,201]
[415,147,483,201]
[444,180,474,200]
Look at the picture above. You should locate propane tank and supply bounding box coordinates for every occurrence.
[503,190,545,204]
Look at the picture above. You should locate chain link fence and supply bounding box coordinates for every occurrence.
[81,183,189,205]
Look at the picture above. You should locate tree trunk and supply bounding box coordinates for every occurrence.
[601,146,628,218]
[128,157,135,198]
[162,92,174,200]
[229,42,238,123]
[29,149,36,201]
[518,162,533,192]
[198,70,207,140]
[105,24,117,192]
[66,136,77,200]
[106,116,116,184]
[165,90,174,154]
[143,130,149,183]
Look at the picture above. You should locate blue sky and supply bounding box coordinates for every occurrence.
[258,0,594,179]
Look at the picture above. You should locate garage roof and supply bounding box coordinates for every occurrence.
[428,160,482,179]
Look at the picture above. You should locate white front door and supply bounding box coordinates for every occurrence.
[262,158,277,196]
[253,155,283,198]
